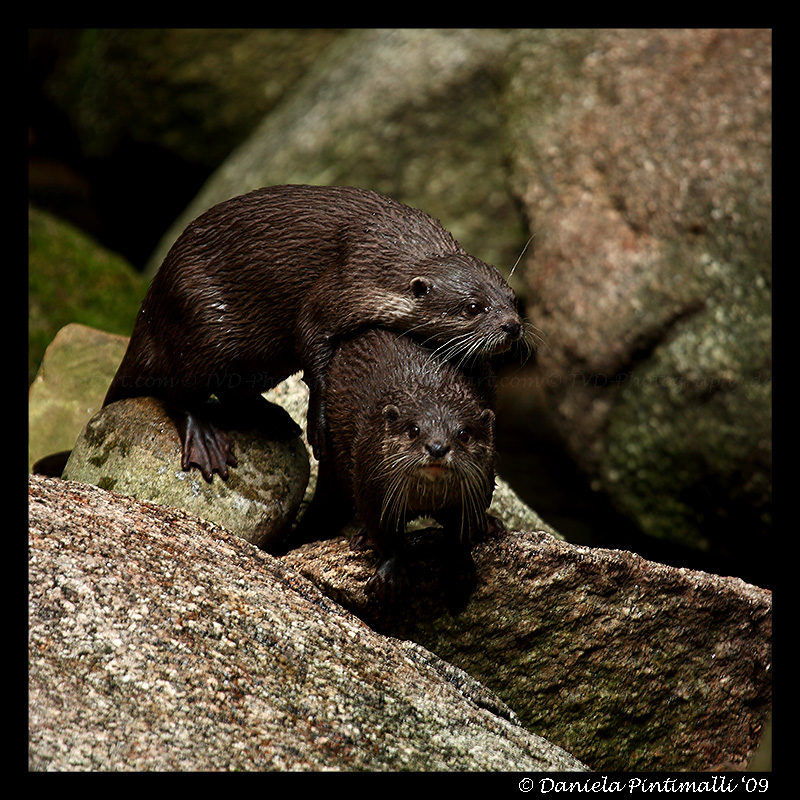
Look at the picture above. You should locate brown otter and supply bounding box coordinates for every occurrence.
[104,184,527,481]
[293,327,503,606]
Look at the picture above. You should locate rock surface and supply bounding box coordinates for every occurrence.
[282,530,772,772]
[62,396,310,550]
[504,29,772,559]
[42,29,345,169]
[29,474,586,772]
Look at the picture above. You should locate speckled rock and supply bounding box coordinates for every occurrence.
[282,529,772,771]
[28,474,587,772]
[62,396,309,550]
[503,29,772,559]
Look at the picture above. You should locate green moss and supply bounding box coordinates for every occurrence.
[28,206,148,384]
[97,477,117,492]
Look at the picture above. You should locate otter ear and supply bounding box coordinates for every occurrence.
[382,404,400,423]
[478,408,495,430]
[410,277,433,297]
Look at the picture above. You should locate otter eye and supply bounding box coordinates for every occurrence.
[457,428,470,442]
[466,302,486,317]
[407,424,420,439]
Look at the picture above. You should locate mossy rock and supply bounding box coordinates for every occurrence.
[28,205,147,384]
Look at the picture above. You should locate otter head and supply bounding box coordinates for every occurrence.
[407,255,530,364]
[377,399,495,536]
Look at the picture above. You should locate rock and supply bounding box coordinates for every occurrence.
[62,396,309,551]
[146,29,529,278]
[503,29,772,560]
[32,30,347,268]
[28,206,145,384]
[28,323,129,472]
[282,529,772,772]
[28,474,586,772]
[41,29,345,168]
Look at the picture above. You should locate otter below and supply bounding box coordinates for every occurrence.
[293,327,503,606]
[104,184,526,481]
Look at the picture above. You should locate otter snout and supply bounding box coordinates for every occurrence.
[502,317,522,340]
[489,314,523,354]
[420,440,451,481]
[425,441,450,459]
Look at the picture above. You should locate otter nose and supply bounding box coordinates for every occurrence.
[502,318,522,339]
[426,441,450,459]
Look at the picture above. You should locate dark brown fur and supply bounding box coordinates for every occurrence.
[104,185,525,480]
[296,328,502,606]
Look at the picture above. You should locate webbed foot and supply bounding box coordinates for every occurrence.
[182,411,237,482]
[367,555,409,606]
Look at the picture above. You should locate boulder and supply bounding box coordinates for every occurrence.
[283,528,772,772]
[503,29,772,560]
[28,474,586,772]
[62,396,309,550]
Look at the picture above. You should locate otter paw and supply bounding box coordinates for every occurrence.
[471,514,507,543]
[183,412,237,482]
[349,528,376,552]
[367,555,409,605]
[486,514,507,539]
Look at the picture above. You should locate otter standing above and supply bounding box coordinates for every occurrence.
[104,185,526,480]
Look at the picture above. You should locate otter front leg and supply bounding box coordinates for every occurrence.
[302,372,329,461]
[433,512,484,611]
[368,554,410,605]
[297,317,336,461]
[351,527,409,605]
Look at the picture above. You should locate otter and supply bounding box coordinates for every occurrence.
[104,185,526,481]
[294,327,503,606]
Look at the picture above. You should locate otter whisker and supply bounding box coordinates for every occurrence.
[522,319,548,353]
[508,233,536,280]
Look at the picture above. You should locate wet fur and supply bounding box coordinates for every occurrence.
[298,328,500,605]
[104,185,526,479]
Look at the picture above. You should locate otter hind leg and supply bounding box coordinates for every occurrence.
[181,410,238,482]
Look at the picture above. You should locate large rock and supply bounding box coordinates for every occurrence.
[40,29,345,169]
[146,28,529,277]
[283,530,772,772]
[28,474,586,772]
[503,29,772,560]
